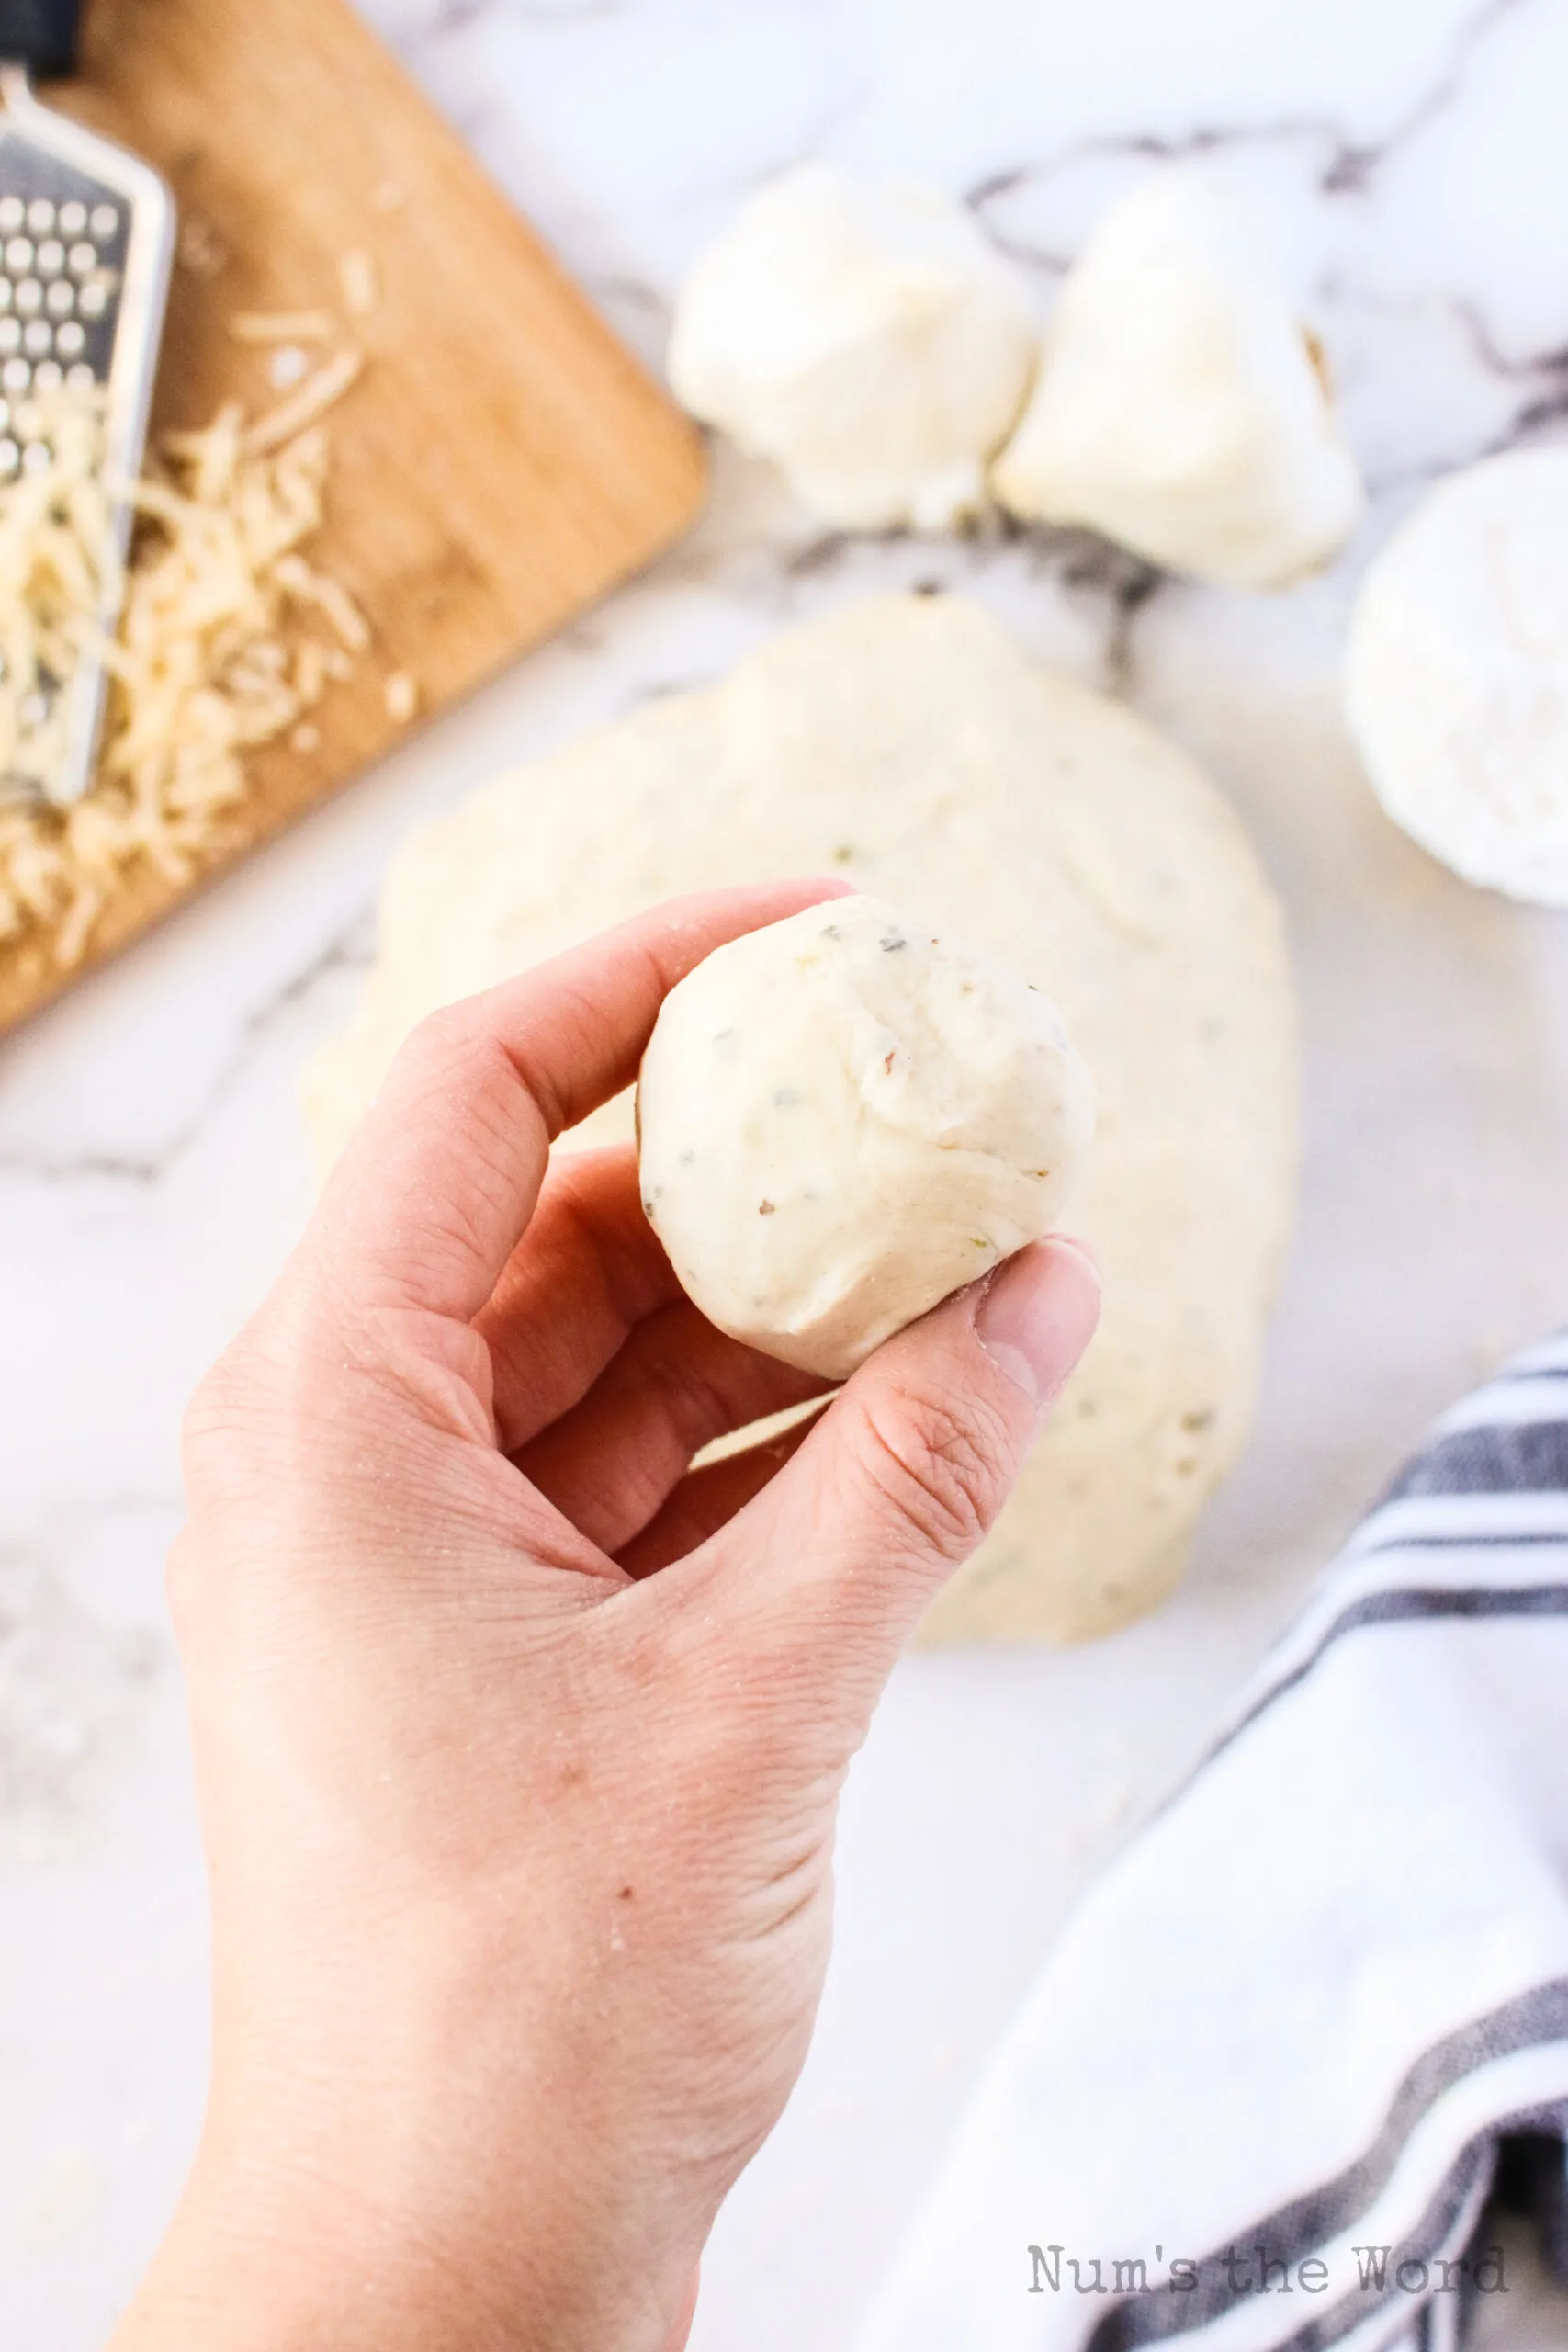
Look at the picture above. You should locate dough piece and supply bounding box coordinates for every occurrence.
[1345,447,1568,905]
[668,163,1037,530]
[305,595,1296,1643]
[991,168,1361,589]
[637,895,1095,1379]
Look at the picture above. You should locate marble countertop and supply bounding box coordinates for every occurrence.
[6,1,1568,2344]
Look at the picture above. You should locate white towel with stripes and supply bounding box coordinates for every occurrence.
[857,1334,1568,2352]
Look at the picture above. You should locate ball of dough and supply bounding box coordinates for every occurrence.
[637,896,1095,1379]
[991,168,1362,589]
[304,595,1295,1645]
[1345,447,1568,905]
[668,162,1037,530]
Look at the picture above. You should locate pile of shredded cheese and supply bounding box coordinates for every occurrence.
[0,341,389,973]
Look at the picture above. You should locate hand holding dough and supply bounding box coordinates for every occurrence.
[305,596,1295,1644]
[637,895,1094,1380]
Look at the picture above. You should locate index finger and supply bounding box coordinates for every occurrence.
[310,879,851,1324]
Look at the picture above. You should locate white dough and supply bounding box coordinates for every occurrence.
[991,168,1362,589]
[304,596,1296,1643]
[668,163,1038,530]
[637,896,1095,1379]
[1345,446,1568,905]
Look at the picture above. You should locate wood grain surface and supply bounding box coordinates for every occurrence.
[0,0,705,1033]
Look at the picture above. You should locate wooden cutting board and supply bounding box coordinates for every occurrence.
[0,0,705,1034]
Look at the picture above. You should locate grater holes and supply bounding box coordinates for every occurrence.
[67,243,95,277]
[5,238,31,273]
[65,361,93,391]
[58,201,85,237]
[79,282,107,320]
[90,203,118,240]
[2,357,28,392]
[15,279,40,315]
[0,438,17,478]
[36,239,63,277]
[45,281,72,318]
[32,359,60,392]
[56,321,84,357]
[0,199,19,234]
[21,320,49,356]
[0,320,18,354]
[25,199,52,233]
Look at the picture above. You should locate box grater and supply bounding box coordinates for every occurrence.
[0,0,173,806]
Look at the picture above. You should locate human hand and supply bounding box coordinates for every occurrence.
[113,883,1099,2352]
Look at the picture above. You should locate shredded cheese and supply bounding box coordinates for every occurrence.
[0,363,376,972]
[267,345,310,391]
[243,348,366,457]
[228,310,336,345]
[340,250,379,316]
[272,551,371,653]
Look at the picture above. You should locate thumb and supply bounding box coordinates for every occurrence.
[705,1237,1100,1696]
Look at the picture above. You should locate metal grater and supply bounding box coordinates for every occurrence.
[0,0,173,806]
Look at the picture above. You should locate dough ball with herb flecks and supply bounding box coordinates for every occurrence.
[636,894,1095,1379]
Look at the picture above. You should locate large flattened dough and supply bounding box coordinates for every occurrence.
[304,595,1296,1642]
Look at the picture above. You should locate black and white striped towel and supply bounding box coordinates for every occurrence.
[857,1334,1568,2352]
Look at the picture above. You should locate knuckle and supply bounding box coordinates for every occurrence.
[392,1001,495,1118]
[179,1344,257,1471]
[856,1382,1016,1563]
[179,1315,323,1507]
[406,997,477,1064]
[394,1001,548,1170]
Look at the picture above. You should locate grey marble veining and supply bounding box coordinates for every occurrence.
[4,3,1568,2345]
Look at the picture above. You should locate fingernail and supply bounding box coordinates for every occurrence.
[974,1238,1100,1408]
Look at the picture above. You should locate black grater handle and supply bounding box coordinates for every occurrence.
[0,0,79,79]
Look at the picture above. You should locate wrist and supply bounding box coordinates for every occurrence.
[110,2130,700,2352]
[107,1853,709,2351]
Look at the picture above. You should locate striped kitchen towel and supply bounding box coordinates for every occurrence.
[857,1333,1568,2352]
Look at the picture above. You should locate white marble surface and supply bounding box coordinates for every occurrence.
[6,1,1568,2344]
